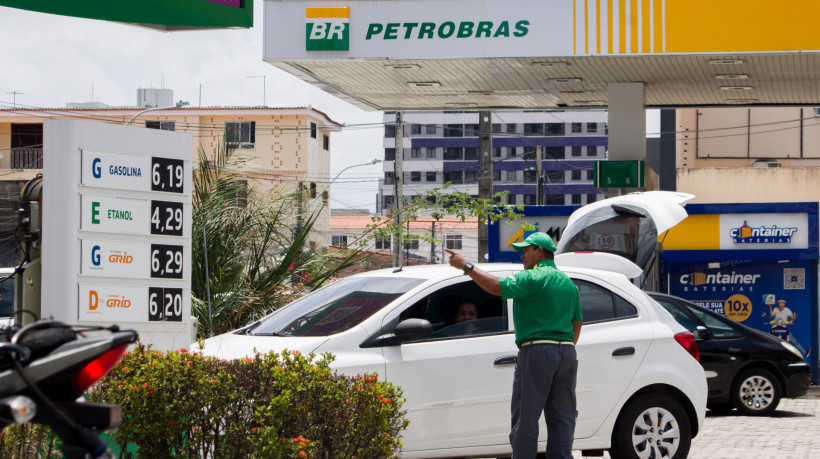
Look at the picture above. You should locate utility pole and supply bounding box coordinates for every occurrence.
[392,112,404,267]
[536,145,543,205]
[430,221,436,263]
[478,111,492,262]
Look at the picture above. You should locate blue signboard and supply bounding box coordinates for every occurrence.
[668,260,812,360]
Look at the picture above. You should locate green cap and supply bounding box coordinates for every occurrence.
[511,232,556,253]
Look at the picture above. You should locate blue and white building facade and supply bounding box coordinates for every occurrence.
[378,110,607,214]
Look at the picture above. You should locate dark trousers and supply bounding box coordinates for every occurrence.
[509,344,578,459]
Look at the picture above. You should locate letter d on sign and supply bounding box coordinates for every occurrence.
[89,290,99,311]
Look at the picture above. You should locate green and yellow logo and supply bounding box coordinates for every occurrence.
[306,7,349,51]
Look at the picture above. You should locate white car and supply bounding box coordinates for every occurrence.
[201,192,707,459]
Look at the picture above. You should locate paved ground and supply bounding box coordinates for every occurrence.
[571,387,820,458]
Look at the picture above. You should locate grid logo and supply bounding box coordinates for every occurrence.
[306,7,349,51]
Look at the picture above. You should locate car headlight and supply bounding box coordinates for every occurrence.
[780,340,805,360]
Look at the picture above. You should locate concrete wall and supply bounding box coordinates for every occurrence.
[676,167,820,203]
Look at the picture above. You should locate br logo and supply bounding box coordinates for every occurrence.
[306,7,349,51]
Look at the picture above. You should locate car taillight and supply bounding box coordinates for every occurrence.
[674,332,699,362]
[72,343,130,393]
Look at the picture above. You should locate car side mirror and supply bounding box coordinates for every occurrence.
[695,325,712,341]
[393,318,433,343]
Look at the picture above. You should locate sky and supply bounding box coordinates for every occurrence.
[0,3,658,213]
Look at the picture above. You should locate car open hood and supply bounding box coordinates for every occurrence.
[555,191,694,272]
[194,333,330,360]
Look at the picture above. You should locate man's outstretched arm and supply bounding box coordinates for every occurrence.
[444,248,501,296]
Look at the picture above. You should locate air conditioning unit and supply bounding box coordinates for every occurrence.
[814,108,820,117]
[753,160,781,168]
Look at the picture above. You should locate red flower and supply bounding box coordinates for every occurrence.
[143,382,148,388]
[168,420,176,426]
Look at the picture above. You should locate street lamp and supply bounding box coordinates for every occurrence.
[327,158,383,189]
[246,75,266,106]
[125,101,190,126]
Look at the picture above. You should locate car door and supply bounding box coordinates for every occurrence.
[380,274,516,452]
[571,276,655,439]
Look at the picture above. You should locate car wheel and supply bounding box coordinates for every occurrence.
[610,393,691,459]
[732,368,781,416]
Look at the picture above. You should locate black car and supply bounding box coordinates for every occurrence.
[649,292,811,415]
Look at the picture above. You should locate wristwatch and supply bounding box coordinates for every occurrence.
[463,262,475,275]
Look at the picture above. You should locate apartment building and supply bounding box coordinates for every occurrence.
[378,110,608,214]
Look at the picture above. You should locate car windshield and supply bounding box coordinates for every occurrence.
[557,205,658,269]
[249,276,425,337]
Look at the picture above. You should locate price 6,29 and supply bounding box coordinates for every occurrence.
[149,288,183,322]
[150,244,184,279]
[151,157,184,193]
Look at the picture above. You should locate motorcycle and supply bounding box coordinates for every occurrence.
[0,319,137,458]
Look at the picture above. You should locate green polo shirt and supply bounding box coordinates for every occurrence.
[499,259,582,347]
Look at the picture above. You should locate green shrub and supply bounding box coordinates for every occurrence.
[89,345,408,458]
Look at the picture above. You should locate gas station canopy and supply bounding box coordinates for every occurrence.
[264,0,820,111]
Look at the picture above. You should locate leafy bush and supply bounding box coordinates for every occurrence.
[89,345,408,458]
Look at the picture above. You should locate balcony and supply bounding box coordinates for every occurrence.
[11,147,43,169]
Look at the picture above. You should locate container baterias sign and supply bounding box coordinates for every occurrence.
[0,0,252,29]
[265,0,820,60]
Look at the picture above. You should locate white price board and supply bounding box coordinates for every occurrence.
[80,195,186,237]
[81,240,149,278]
[79,284,188,323]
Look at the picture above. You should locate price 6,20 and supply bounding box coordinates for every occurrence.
[150,244,184,279]
[149,288,183,322]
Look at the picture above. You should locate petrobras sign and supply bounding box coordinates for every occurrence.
[265,0,573,60]
[82,150,150,191]
[306,7,349,51]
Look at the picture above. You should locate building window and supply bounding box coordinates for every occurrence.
[426,147,436,158]
[411,148,422,158]
[524,123,544,136]
[493,170,502,181]
[444,171,463,184]
[587,123,598,133]
[426,124,436,134]
[323,134,329,150]
[464,124,479,137]
[444,147,463,160]
[464,148,478,160]
[446,234,463,250]
[403,237,420,250]
[411,124,422,135]
[444,124,463,137]
[385,148,396,161]
[546,123,565,136]
[586,169,594,180]
[587,146,597,156]
[383,195,394,207]
[571,146,582,157]
[546,171,564,184]
[310,182,317,199]
[587,194,598,203]
[508,194,517,205]
[545,195,565,205]
[507,147,517,158]
[322,190,328,205]
[375,236,391,250]
[571,170,582,181]
[507,124,517,134]
[385,124,396,138]
[492,123,502,133]
[524,194,537,205]
[426,171,437,182]
[571,122,582,133]
[410,171,421,182]
[523,170,537,183]
[384,171,395,184]
[545,146,565,159]
[493,147,502,158]
[310,122,317,138]
[331,235,348,247]
[465,171,478,183]
[225,121,255,149]
[571,194,582,205]
[506,170,517,181]
[522,147,535,160]
[145,121,175,131]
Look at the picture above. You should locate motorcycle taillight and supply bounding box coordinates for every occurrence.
[72,343,129,393]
